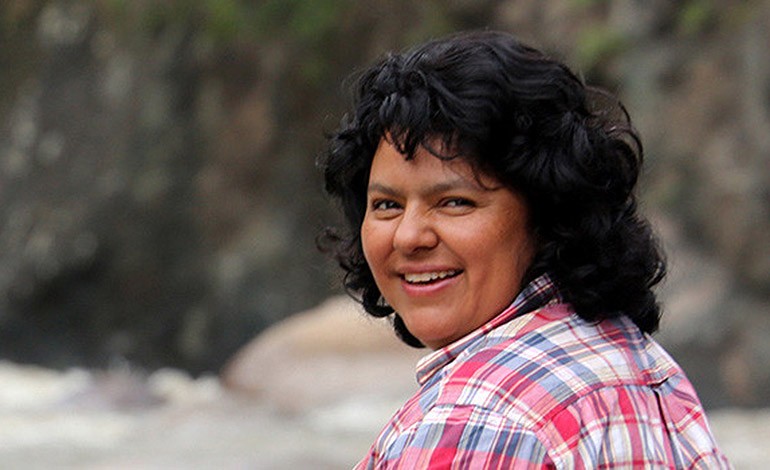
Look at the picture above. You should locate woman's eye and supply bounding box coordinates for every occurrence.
[443,198,474,208]
[372,199,400,211]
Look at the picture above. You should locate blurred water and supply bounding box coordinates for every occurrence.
[0,361,765,469]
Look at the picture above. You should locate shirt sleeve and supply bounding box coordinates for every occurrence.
[363,404,553,469]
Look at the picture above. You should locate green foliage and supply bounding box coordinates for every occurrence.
[250,0,349,84]
[570,0,608,7]
[96,0,351,52]
[100,0,128,17]
[286,0,346,42]
[246,0,349,43]
[201,0,249,42]
[677,0,716,35]
[677,0,765,35]
[575,26,627,72]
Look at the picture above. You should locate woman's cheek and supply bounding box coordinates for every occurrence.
[361,221,385,271]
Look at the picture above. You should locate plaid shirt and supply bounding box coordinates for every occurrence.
[355,275,731,469]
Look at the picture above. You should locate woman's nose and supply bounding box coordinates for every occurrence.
[392,208,438,254]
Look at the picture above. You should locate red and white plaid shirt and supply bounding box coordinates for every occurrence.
[355,275,731,469]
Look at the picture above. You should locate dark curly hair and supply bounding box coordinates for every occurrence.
[319,30,666,347]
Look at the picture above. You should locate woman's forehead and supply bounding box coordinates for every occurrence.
[371,137,503,191]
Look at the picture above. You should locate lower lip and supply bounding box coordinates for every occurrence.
[400,274,460,297]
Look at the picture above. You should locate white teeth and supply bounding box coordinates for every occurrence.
[404,270,459,284]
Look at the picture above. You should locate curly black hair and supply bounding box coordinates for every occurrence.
[319,30,666,347]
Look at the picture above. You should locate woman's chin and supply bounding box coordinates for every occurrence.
[405,325,458,350]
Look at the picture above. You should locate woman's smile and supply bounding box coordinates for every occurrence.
[401,269,462,285]
[398,267,463,297]
[361,138,536,349]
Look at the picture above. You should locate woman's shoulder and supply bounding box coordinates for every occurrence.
[433,308,683,421]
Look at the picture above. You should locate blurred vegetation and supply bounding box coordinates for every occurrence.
[678,0,717,35]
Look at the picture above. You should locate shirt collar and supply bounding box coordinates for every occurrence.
[415,273,563,386]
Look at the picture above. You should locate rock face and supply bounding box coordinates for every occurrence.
[653,215,770,408]
[0,1,338,372]
[0,2,212,371]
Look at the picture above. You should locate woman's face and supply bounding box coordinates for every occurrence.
[362,138,536,349]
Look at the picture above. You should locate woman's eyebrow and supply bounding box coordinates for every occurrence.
[366,182,400,196]
[422,180,481,196]
[367,179,483,196]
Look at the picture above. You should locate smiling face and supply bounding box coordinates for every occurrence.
[361,138,536,349]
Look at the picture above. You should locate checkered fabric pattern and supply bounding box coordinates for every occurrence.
[355,275,731,469]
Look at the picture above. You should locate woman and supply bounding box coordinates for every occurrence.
[320,31,730,468]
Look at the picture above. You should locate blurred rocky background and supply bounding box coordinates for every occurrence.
[0,0,768,421]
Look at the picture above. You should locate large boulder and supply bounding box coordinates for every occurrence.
[220,296,424,412]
